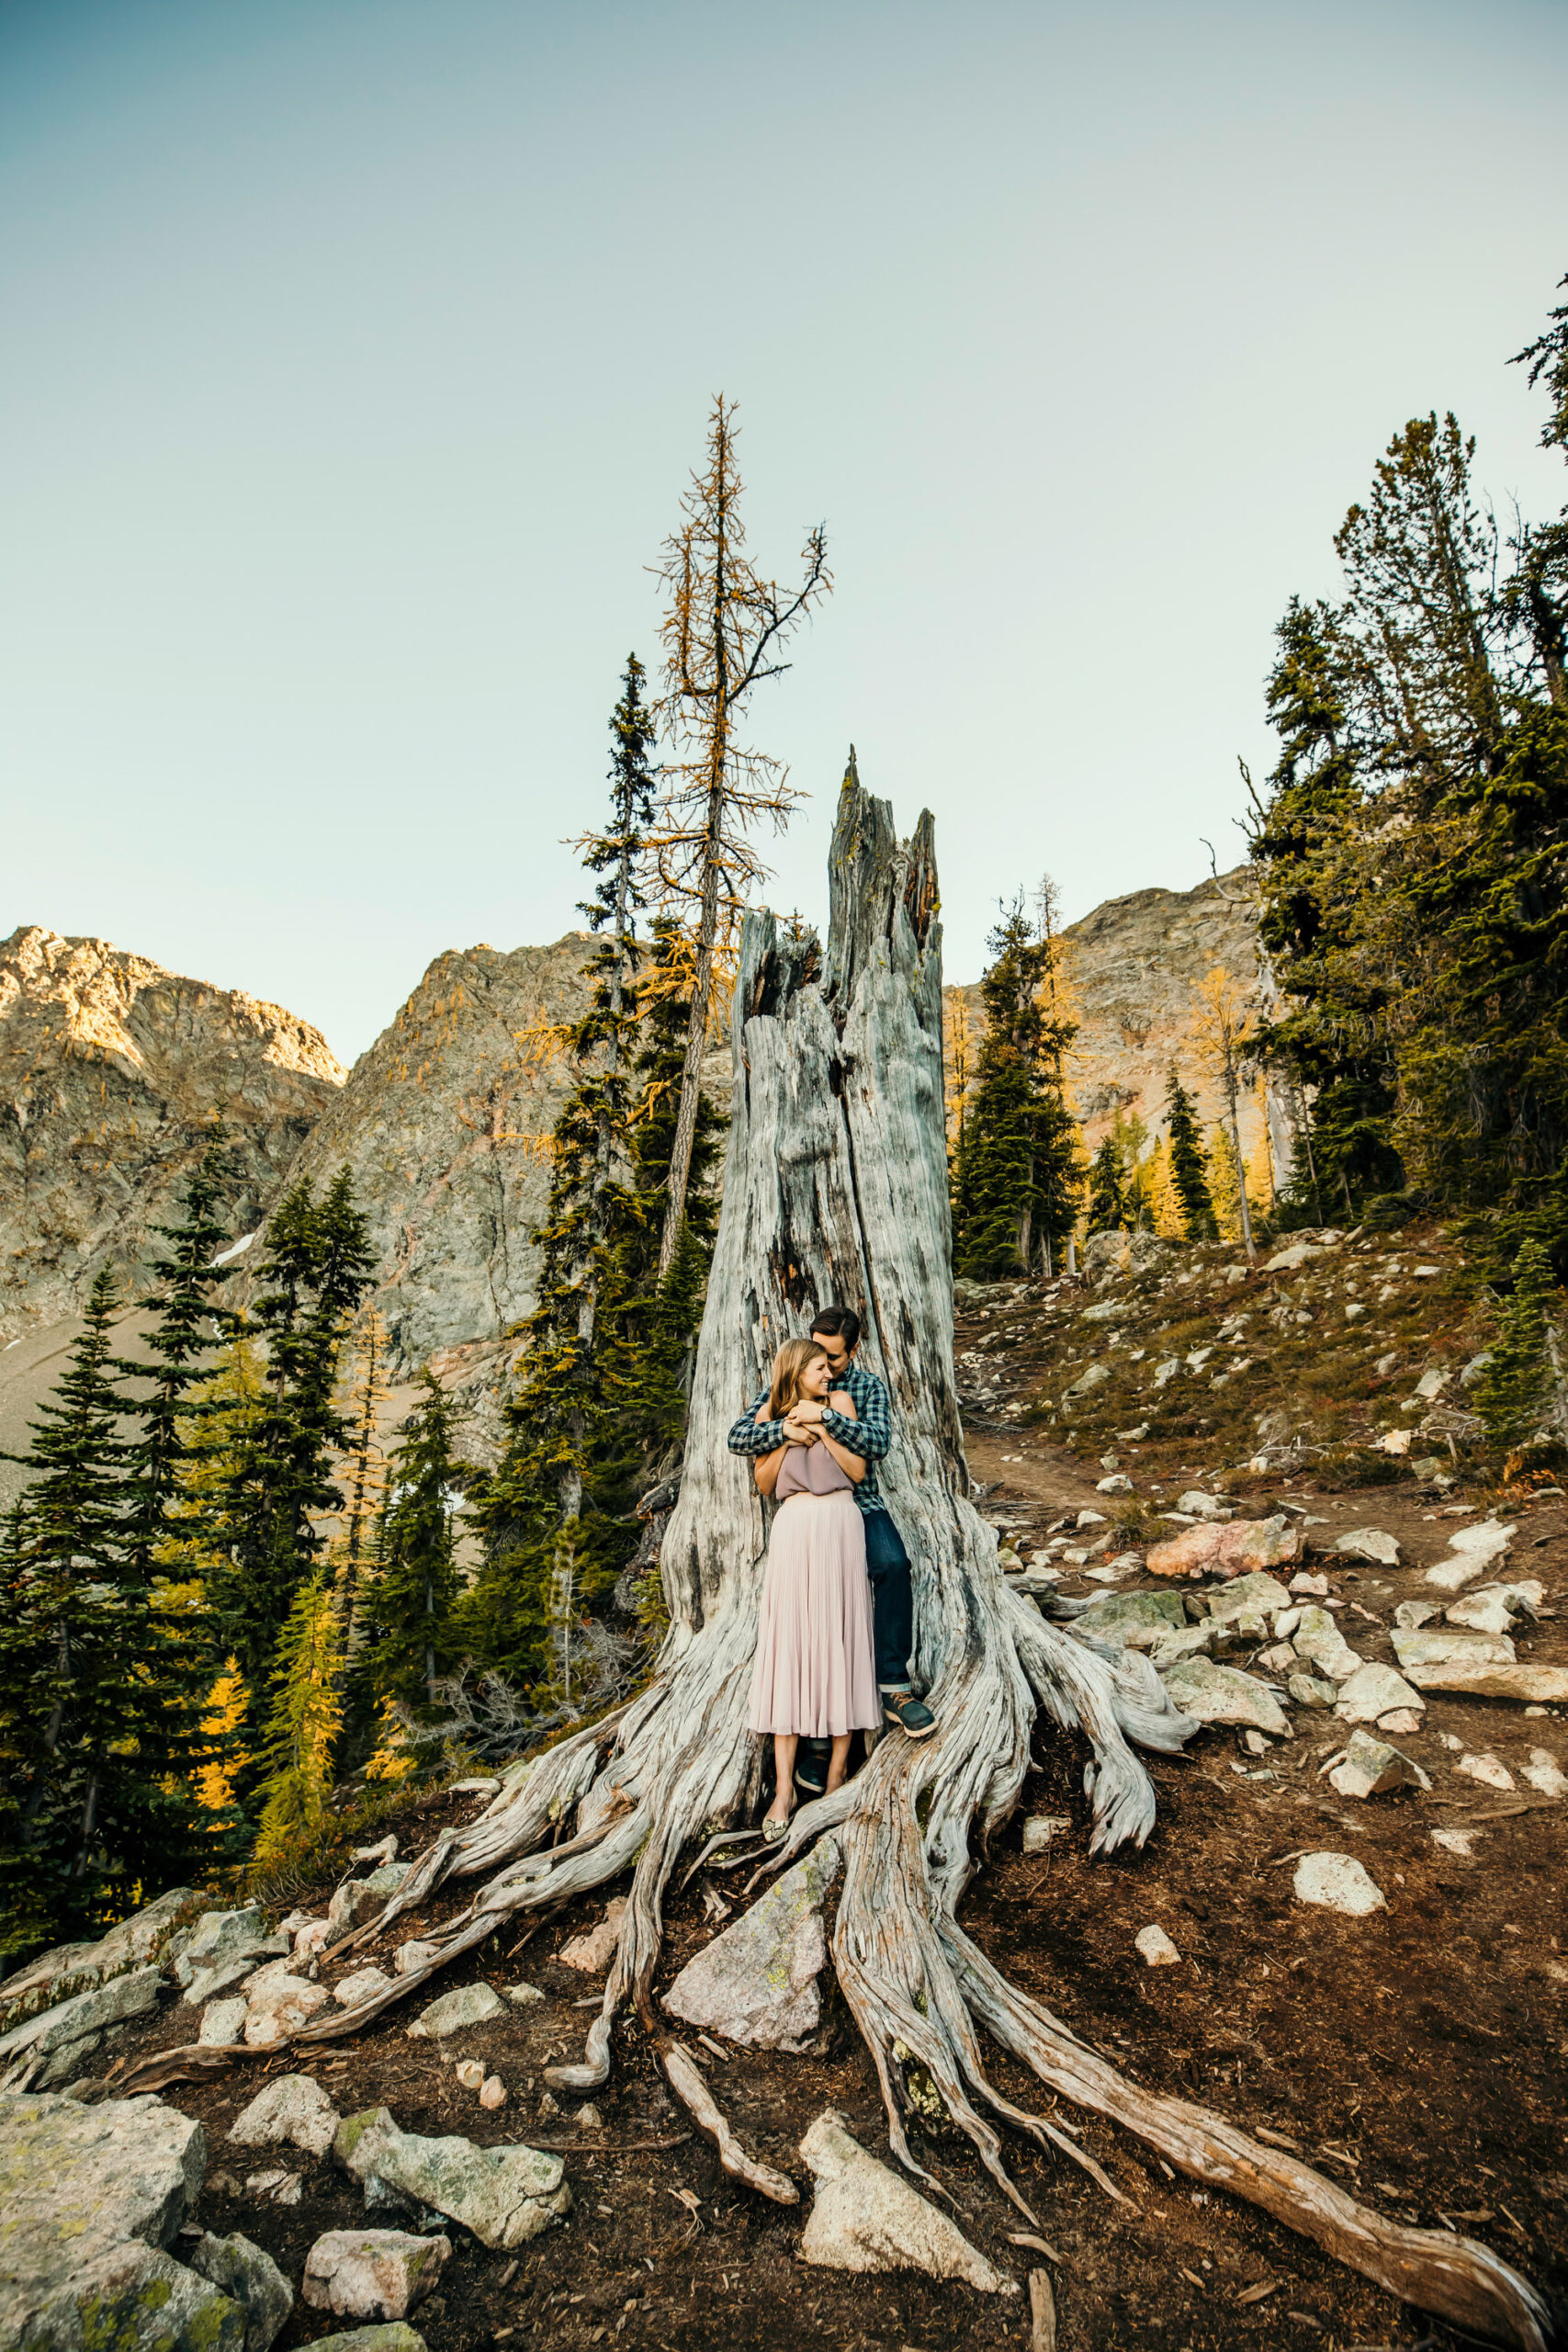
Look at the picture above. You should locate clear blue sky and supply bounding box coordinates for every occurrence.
[3,0,1564,1063]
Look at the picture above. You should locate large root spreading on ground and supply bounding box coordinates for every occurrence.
[295,1532,1551,2352]
[290,779,1549,2350]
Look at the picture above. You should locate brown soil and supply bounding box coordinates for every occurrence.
[107,1229,1568,2351]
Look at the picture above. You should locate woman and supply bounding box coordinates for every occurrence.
[747,1336,880,1838]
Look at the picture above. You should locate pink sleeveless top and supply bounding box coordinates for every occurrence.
[775,1440,854,1500]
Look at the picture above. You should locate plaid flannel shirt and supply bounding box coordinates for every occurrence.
[727,1358,893,1516]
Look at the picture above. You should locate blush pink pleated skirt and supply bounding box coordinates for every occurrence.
[748,1488,881,1737]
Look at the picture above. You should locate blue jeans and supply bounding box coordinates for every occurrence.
[862,1506,915,1691]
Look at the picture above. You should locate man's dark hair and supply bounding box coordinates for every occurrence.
[811,1305,862,1352]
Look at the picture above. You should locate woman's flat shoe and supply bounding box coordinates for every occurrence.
[761,1815,790,1842]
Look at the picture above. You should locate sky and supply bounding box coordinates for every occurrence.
[3,0,1565,1067]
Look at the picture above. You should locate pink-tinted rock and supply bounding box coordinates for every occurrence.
[558,1898,626,1973]
[479,2075,507,2109]
[302,2227,450,2320]
[1146,1515,1303,1582]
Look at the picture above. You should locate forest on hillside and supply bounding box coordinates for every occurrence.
[4,272,1566,1963]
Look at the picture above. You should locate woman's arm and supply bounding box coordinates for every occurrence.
[753,1444,788,1497]
[817,1390,865,1484]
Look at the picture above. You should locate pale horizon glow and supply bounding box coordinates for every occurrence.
[3,0,1565,1063]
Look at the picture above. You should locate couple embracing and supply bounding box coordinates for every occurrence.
[727,1306,937,1838]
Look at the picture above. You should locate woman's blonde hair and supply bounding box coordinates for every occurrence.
[768,1336,829,1420]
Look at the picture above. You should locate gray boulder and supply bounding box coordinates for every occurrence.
[229,2073,341,2158]
[0,1889,194,2034]
[187,2231,294,2352]
[664,1837,841,2050]
[0,2089,217,2348]
[334,2108,570,2247]
[0,1964,164,2075]
[175,1905,278,1989]
[1160,1656,1291,1736]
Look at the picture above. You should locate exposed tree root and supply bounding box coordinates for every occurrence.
[662,2039,798,2203]
[285,778,1550,2348]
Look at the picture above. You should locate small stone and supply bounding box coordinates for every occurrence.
[1376,1709,1423,1736]
[394,1941,442,1978]
[1242,1729,1269,1756]
[1289,1571,1329,1598]
[1083,1552,1140,1583]
[1096,1473,1134,1495]
[1176,1489,1229,1519]
[558,1898,628,1974]
[365,1864,412,1897]
[336,1968,396,2009]
[245,2168,304,2205]
[505,1982,545,2007]
[797,2109,1012,2291]
[537,2091,559,2119]
[187,2231,295,2352]
[1334,1526,1400,1566]
[479,2077,506,2110]
[199,1996,250,2048]
[1256,1642,1297,1674]
[303,2227,451,2321]
[1522,1747,1567,1798]
[294,1920,332,1962]
[1445,1585,1532,1634]
[1394,1600,1439,1630]
[244,1973,332,2049]
[230,2074,342,2158]
[1292,1608,1363,1684]
[1455,1752,1515,1792]
[1432,1826,1482,1858]
[1325,1730,1430,1800]
[1292,1852,1385,1917]
[573,2103,603,2131]
[454,2061,486,2091]
[1333,1662,1425,1726]
[1288,1673,1338,1709]
[352,1835,400,1866]
[1021,1815,1071,1855]
[406,1982,506,2039]
[1076,1508,1107,1527]
[1134,1924,1180,1966]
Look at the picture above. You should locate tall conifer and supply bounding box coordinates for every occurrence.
[1164,1068,1218,1239]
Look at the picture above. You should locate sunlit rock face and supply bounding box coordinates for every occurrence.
[0,922,345,1339]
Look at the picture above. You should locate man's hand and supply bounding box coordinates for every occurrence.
[782,1413,819,1446]
[790,1398,826,1425]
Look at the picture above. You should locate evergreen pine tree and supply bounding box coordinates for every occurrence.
[253,1567,344,1863]
[0,1271,216,1953]
[367,1372,463,1711]
[1165,1068,1218,1239]
[1475,1238,1562,1450]
[118,1129,239,1584]
[206,1170,375,1706]
[1084,1136,1127,1235]
[953,896,1083,1279]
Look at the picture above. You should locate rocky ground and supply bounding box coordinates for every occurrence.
[5,1219,1565,2352]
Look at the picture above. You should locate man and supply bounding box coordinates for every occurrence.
[728,1305,936,1794]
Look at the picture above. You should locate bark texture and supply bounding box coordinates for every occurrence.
[291,769,1551,2351]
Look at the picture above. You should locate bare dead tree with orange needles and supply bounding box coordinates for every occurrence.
[649,394,831,1279]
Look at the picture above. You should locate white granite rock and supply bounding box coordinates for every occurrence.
[230,2074,342,2158]
[1333,1662,1426,1726]
[1160,1656,1292,1736]
[1134,1925,1180,1966]
[1455,1752,1515,1792]
[797,2109,1012,2291]
[303,2227,450,2321]
[1291,1607,1363,1684]
[1292,1852,1385,1917]
[1325,1731,1430,1800]
[664,1838,840,2051]
[1425,1520,1514,1590]
[199,1996,250,2049]
[406,1982,505,2039]
[244,1973,332,2049]
[1333,1526,1400,1566]
[1393,1627,1516,1669]
[335,1968,396,2009]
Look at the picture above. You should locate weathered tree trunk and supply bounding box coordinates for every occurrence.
[291,769,1549,2351]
